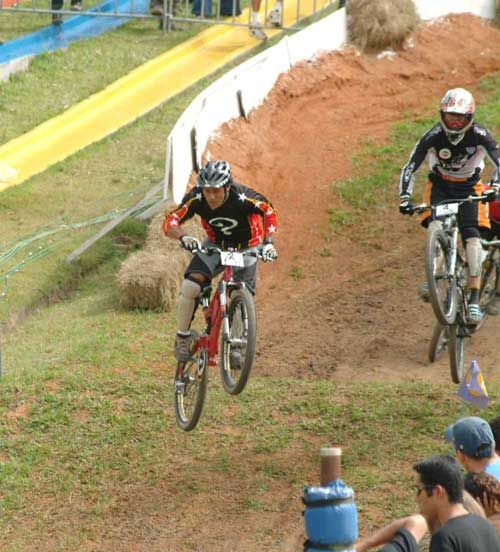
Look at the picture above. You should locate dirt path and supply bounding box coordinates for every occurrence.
[209,13,500,388]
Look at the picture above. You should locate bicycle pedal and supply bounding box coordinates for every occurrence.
[174,380,186,393]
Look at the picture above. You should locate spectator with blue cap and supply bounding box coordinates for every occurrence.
[445,416,500,480]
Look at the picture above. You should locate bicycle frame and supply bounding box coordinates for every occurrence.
[428,203,461,279]
[195,265,234,366]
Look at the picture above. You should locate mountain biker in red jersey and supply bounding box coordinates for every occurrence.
[162,160,278,361]
[398,88,500,324]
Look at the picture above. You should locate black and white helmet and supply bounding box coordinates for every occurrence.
[197,160,232,188]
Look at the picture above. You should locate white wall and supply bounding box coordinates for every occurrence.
[416,0,495,20]
[165,0,496,203]
[165,8,348,203]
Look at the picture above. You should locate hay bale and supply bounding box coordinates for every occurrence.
[117,207,205,311]
[347,0,419,51]
[117,250,182,311]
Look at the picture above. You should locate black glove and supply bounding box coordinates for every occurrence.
[486,183,500,202]
[179,235,200,252]
[399,194,414,215]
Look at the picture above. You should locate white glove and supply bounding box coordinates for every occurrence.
[180,235,200,252]
[262,243,278,262]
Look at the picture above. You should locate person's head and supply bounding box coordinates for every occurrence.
[489,417,500,455]
[413,455,463,522]
[197,160,232,209]
[440,88,475,145]
[445,416,495,467]
[464,471,500,517]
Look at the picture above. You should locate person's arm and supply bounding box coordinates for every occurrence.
[355,514,428,552]
[237,184,278,241]
[162,192,198,241]
[399,130,434,198]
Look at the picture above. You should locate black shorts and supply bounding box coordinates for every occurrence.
[379,528,419,552]
[421,178,489,239]
[184,241,258,294]
[481,221,500,241]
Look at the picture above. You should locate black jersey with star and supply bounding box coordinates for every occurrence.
[163,182,278,249]
[399,123,500,196]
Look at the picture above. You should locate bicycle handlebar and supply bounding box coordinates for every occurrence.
[411,193,494,215]
[480,238,500,248]
[189,243,266,260]
[201,245,262,258]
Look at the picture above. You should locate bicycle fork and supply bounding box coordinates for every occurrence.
[446,227,459,281]
[219,282,246,350]
[219,280,238,345]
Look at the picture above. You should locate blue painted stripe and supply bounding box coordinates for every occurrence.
[0,0,150,64]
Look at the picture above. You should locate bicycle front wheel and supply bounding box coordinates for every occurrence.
[173,332,208,431]
[425,224,458,325]
[448,324,465,384]
[220,288,256,395]
[428,322,448,363]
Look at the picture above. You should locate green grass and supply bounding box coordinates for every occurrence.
[1,316,499,546]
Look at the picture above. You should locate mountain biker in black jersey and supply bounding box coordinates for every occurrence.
[162,160,278,361]
[398,88,500,325]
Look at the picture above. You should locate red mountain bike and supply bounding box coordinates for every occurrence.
[173,245,272,431]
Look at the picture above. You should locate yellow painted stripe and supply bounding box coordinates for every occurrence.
[0,0,331,192]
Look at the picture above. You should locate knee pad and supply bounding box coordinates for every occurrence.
[180,279,201,300]
[466,237,483,278]
[177,279,202,334]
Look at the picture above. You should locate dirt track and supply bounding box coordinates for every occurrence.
[209,14,500,389]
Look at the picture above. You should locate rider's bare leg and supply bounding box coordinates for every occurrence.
[174,273,207,361]
[465,237,483,322]
[177,273,206,334]
[466,237,482,294]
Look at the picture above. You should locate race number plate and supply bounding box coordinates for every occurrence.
[220,251,244,267]
[435,203,459,217]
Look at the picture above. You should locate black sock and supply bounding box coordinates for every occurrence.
[469,289,479,304]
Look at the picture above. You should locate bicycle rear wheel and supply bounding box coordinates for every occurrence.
[479,250,499,312]
[220,287,256,395]
[448,324,465,384]
[428,322,448,363]
[173,332,208,431]
[425,224,458,325]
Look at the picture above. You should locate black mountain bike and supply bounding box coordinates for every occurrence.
[413,194,492,383]
[428,237,500,380]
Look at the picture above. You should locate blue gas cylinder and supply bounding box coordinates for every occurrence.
[303,478,358,551]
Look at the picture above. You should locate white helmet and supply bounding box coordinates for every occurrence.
[440,88,475,145]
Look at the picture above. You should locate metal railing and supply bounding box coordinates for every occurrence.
[0,0,340,33]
